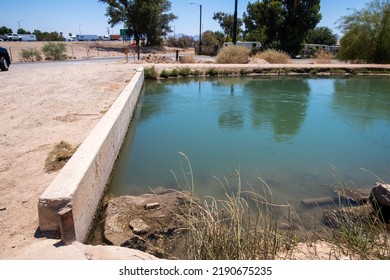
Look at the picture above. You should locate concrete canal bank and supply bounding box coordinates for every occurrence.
[38,67,144,242]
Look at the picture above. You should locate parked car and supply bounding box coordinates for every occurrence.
[4,33,22,41]
[0,46,11,71]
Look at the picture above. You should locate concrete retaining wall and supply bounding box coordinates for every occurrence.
[38,67,144,242]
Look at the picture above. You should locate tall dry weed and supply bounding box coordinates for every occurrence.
[216,46,250,64]
[255,49,291,64]
[315,49,332,64]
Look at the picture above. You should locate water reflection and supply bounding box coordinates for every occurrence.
[332,78,390,130]
[244,79,310,141]
[109,76,390,218]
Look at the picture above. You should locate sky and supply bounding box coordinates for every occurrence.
[1,0,370,38]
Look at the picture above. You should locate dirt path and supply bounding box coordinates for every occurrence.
[0,59,137,258]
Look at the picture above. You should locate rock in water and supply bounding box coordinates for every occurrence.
[369,182,390,223]
[103,191,199,258]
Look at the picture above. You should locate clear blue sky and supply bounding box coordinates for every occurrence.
[1,0,369,38]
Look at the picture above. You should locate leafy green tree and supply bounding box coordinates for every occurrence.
[280,0,322,55]
[305,26,338,45]
[99,0,177,46]
[213,12,243,41]
[201,31,221,56]
[0,26,13,35]
[17,28,31,35]
[33,30,64,41]
[243,0,283,48]
[166,35,194,48]
[243,0,321,55]
[338,0,390,63]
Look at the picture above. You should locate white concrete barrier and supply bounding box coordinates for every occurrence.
[38,67,144,242]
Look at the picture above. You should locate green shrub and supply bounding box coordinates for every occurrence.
[215,46,250,64]
[207,68,219,76]
[42,42,67,60]
[178,67,191,77]
[170,68,178,77]
[20,48,42,62]
[255,49,291,64]
[191,69,203,76]
[330,68,346,75]
[144,67,158,80]
[240,68,251,75]
[160,69,170,79]
[309,68,319,75]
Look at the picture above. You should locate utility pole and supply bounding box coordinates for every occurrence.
[190,3,202,55]
[17,20,24,31]
[233,0,238,45]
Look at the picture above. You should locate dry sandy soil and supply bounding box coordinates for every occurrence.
[0,41,388,260]
[0,56,139,259]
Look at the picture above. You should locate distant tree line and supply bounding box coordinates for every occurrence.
[2,0,387,63]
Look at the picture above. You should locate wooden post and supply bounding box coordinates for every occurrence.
[58,207,76,244]
[8,47,13,62]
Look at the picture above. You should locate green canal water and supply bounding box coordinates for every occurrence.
[109,76,390,218]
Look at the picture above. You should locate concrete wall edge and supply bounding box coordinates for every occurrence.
[38,67,144,242]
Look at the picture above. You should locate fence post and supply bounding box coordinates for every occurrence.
[58,207,76,244]
[8,47,13,62]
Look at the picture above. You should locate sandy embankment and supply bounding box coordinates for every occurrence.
[0,58,139,259]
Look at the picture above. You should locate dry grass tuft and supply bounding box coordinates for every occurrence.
[315,49,333,64]
[216,46,250,64]
[180,55,196,64]
[255,49,291,64]
[44,141,78,173]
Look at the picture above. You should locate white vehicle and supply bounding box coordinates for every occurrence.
[4,33,22,41]
[223,41,262,49]
[18,34,37,41]
[74,34,98,41]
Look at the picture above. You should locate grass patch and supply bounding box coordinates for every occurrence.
[170,157,390,260]
[318,167,390,259]
[255,49,291,64]
[174,152,299,260]
[178,67,191,77]
[207,68,219,76]
[180,55,196,64]
[240,68,253,76]
[170,68,178,77]
[20,48,42,62]
[314,49,333,64]
[216,46,250,64]
[330,68,347,75]
[191,69,203,76]
[322,204,389,259]
[44,141,78,173]
[144,66,158,80]
[160,69,170,79]
[159,67,197,78]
